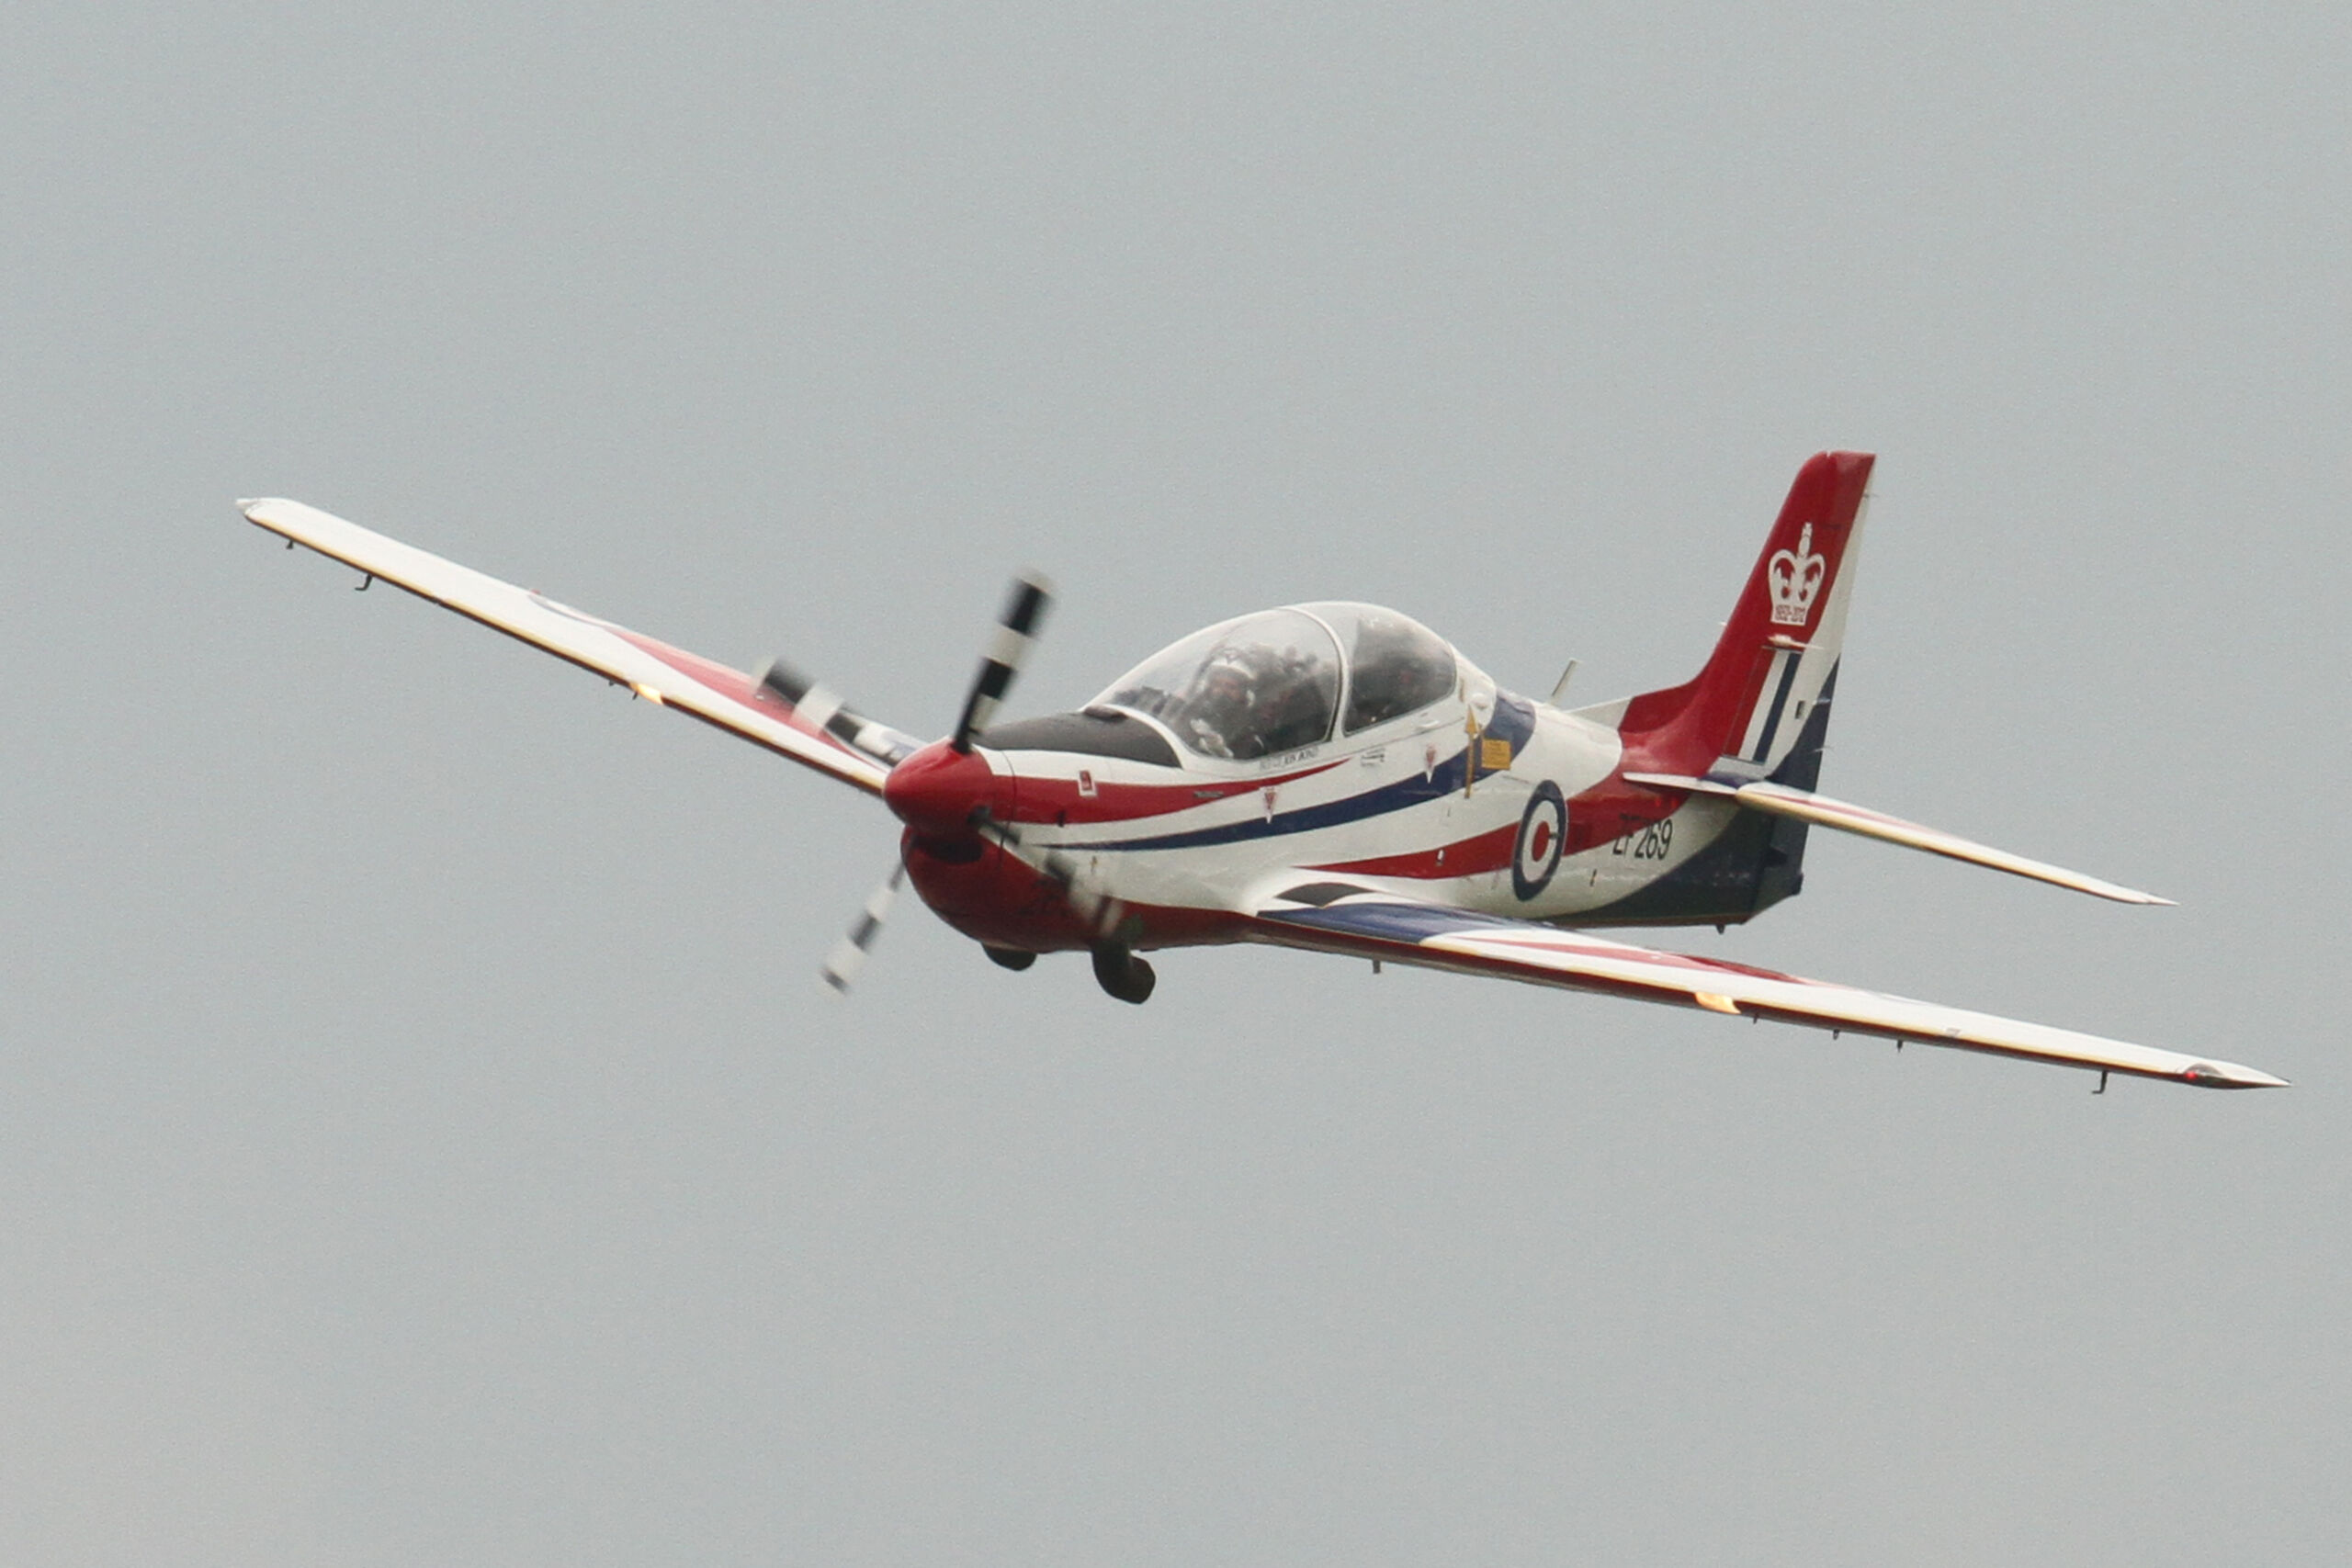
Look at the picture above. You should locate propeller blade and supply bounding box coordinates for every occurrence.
[972,815,1125,940]
[820,863,906,995]
[950,572,1053,751]
[1040,849,1123,939]
[827,572,1055,995]
[755,658,922,769]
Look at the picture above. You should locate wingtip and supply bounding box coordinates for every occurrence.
[2183,1063,2290,1089]
[2092,883,2176,907]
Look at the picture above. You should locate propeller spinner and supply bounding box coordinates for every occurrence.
[824,572,1054,994]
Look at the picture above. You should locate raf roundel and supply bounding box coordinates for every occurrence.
[1512,780,1567,901]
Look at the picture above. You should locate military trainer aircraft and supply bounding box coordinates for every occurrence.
[243,452,2284,1090]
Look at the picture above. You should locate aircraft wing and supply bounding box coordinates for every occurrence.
[1623,773,2171,906]
[1246,887,2282,1089]
[243,498,913,796]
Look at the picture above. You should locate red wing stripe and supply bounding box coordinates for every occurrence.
[615,631,867,761]
[244,498,895,796]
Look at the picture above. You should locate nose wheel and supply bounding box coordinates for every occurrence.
[1091,944,1157,1005]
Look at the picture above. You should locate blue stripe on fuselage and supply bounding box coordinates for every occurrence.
[1088,695,1538,853]
[1090,746,1470,852]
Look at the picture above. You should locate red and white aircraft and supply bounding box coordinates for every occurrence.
[244,453,2284,1090]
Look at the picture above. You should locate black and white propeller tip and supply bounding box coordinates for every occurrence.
[821,863,905,995]
[950,571,1053,752]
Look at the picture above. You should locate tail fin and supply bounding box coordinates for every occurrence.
[1615,451,1874,781]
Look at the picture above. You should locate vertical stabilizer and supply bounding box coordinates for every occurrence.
[1614,451,1873,780]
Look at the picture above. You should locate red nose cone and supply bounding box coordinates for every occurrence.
[884,741,1007,839]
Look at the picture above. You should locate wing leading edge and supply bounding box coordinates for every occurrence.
[244,498,910,796]
[1248,891,2282,1089]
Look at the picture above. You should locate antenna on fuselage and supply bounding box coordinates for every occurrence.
[1548,659,1580,703]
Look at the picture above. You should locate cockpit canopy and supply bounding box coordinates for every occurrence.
[1094,603,1457,761]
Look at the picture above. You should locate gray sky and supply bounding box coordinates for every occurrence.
[6,4,2348,1562]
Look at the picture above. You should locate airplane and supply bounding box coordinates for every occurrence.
[241,452,2286,1091]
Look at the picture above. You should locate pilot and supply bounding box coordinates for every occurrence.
[1248,650,1330,755]
[1182,652,1258,759]
[1345,616,1449,731]
[1346,618,1418,729]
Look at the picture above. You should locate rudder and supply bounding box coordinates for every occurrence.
[1615,451,1874,781]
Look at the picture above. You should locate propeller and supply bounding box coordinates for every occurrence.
[968,815,1123,939]
[820,864,905,994]
[960,811,1145,999]
[820,571,1054,995]
[950,573,1052,751]
[753,659,920,769]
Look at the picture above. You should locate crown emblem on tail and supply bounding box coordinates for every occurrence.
[1767,523,1827,626]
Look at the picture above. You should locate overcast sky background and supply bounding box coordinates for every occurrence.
[5,4,2347,1563]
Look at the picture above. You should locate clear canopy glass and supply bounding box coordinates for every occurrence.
[1095,609,1342,760]
[1298,603,1459,735]
[1094,604,1457,761]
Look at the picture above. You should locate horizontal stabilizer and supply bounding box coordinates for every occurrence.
[1623,774,2172,906]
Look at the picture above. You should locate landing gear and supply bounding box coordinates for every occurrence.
[1091,944,1157,1005]
[983,945,1037,972]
